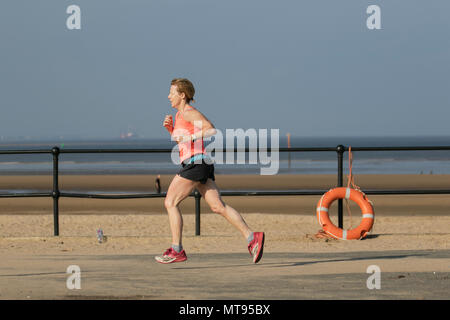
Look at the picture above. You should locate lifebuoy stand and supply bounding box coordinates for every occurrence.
[317,187,374,240]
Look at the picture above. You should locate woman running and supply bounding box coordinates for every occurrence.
[155,78,265,264]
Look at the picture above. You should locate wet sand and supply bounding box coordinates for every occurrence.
[0,174,449,216]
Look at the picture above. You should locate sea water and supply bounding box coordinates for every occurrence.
[0,136,449,175]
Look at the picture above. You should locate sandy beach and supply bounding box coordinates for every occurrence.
[0,174,448,299]
[0,173,449,249]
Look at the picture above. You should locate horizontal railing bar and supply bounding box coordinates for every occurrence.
[0,150,53,154]
[220,189,450,196]
[1,189,449,199]
[347,146,450,152]
[60,149,173,154]
[219,189,450,196]
[1,146,450,155]
[59,192,166,199]
[364,189,450,195]
[0,149,173,154]
[0,192,52,198]
[220,190,327,196]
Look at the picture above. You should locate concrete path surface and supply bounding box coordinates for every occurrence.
[0,249,449,300]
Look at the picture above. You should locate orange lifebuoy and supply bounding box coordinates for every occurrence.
[316,187,374,240]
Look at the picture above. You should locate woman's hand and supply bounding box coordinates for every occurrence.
[163,115,173,134]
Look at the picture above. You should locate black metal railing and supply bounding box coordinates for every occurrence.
[1,145,450,236]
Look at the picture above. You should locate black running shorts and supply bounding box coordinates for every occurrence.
[177,159,215,184]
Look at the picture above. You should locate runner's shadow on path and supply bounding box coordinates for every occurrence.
[268,252,429,268]
[172,252,429,270]
[362,234,379,239]
[0,270,96,277]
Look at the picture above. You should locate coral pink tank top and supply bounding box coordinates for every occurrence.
[172,106,206,163]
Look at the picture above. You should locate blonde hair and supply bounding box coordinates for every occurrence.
[171,78,195,104]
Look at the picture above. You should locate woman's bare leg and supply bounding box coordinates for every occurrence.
[196,179,252,240]
[164,174,199,246]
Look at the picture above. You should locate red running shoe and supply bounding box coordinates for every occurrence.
[155,247,187,264]
[248,232,265,263]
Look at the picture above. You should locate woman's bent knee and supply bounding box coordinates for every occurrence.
[210,203,226,215]
[164,197,179,209]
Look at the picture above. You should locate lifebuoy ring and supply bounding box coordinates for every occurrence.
[316,187,374,240]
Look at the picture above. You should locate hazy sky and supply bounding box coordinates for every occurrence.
[1,0,449,140]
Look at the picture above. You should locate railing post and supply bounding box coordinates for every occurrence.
[52,147,60,236]
[336,145,345,229]
[194,189,201,236]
